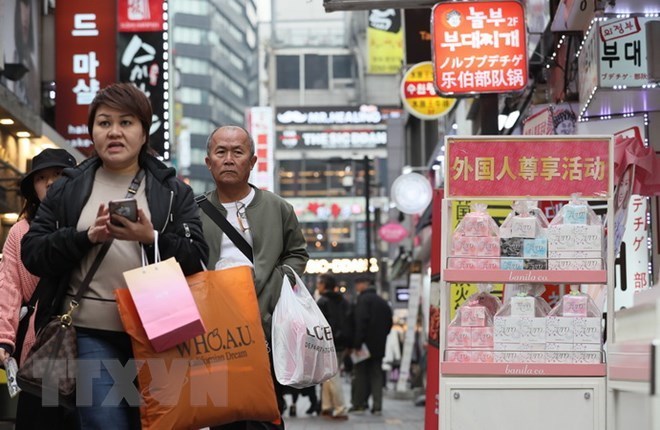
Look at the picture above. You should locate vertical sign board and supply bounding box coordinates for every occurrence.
[577,23,598,115]
[404,8,432,65]
[425,189,442,430]
[367,9,404,74]
[431,1,528,95]
[246,107,275,192]
[117,0,169,159]
[55,1,117,157]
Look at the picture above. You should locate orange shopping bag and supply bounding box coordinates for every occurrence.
[116,266,280,430]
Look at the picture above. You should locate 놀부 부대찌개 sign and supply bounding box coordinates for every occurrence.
[431,1,528,95]
[445,137,611,199]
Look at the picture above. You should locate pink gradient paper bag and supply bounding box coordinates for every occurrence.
[123,255,205,352]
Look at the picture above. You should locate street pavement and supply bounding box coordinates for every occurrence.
[281,376,426,430]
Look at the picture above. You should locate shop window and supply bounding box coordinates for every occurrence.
[304,55,328,89]
[276,55,300,89]
[332,55,353,79]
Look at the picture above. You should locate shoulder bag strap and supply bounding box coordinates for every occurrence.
[69,169,147,308]
[195,194,254,263]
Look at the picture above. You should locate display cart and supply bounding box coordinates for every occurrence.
[438,135,613,429]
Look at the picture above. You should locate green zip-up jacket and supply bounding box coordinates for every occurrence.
[199,185,309,338]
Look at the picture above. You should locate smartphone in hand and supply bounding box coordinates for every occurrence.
[108,198,138,225]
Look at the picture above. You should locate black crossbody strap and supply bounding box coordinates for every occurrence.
[71,169,146,305]
[195,194,254,263]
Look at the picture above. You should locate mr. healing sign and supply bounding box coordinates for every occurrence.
[431,0,528,95]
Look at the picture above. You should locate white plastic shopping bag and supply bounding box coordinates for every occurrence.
[272,267,338,388]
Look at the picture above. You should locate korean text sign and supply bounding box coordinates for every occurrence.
[400,62,456,120]
[445,137,612,199]
[431,0,528,95]
[55,1,117,157]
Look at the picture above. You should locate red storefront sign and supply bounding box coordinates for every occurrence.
[431,0,528,95]
[55,1,117,157]
[445,137,612,198]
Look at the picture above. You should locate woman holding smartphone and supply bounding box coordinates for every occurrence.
[21,83,208,429]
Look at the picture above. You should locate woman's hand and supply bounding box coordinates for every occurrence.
[108,208,155,244]
[88,204,112,244]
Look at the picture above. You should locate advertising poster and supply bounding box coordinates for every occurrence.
[367,9,404,74]
[445,137,611,199]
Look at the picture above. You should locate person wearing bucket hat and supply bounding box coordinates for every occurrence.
[19,148,77,210]
[0,147,77,429]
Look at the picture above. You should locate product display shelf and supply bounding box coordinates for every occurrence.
[438,136,614,430]
[444,269,607,284]
[606,286,660,430]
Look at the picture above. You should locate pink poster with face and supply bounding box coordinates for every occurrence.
[445,137,611,199]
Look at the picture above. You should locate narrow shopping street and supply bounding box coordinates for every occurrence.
[283,378,425,430]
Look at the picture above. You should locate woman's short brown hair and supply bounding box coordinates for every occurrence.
[87,83,153,152]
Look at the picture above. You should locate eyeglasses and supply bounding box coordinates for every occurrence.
[236,202,250,233]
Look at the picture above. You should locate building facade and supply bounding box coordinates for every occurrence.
[262,2,405,288]
[170,0,259,192]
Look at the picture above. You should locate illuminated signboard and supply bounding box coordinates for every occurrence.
[117,0,170,159]
[431,0,528,95]
[55,1,117,156]
[400,61,456,120]
[305,258,379,274]
[276,129,387,150]
[445,136,612,199]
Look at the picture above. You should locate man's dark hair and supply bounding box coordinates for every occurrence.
[354,276,373,285]
[318,273,337,291]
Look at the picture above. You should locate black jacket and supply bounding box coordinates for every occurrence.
[317,291,352,351]
[353,288,393,359]
[21,155,209,331]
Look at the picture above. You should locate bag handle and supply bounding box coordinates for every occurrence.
[63,169,146,323]
[140,230,160,267]
[281,264,310,297]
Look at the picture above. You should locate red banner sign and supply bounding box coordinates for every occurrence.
[445,137,611,198]
[431,0,528,95]
[55,1,117,157]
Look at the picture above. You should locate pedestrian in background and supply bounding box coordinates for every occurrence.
[22,83,208,429]
[0,148,77,429]
[349,276,393,416]
[316,273,351,420]
[200,125,309,429]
